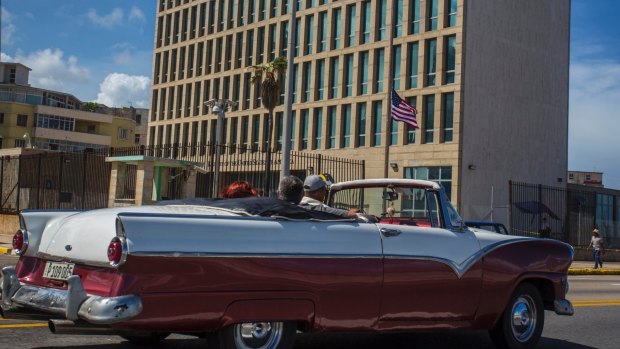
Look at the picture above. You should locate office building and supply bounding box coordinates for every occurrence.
[148,0,570,225]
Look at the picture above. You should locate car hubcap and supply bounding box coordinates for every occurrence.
[511,296,537,342]
[234,322,283,349]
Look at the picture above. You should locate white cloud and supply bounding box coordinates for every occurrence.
[1,52,13,61]
[569,59,620,189]
[1,7,16,45]
[112,43,136,65]
[13,48,90,90]
[129,6,145,22]
[87,8,124,29]
[96,73,150,108]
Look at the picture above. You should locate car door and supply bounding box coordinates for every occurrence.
[378,191,482,323]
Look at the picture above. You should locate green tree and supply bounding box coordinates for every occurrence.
[249,56,287,196]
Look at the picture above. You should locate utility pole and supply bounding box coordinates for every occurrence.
[204,99,237,197]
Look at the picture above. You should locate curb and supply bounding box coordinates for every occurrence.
[568,268,620,275]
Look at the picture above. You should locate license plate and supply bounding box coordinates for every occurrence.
[43,262,75,281]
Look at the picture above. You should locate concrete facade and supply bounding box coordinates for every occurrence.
[147,0,570,227]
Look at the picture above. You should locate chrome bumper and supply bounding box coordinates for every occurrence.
[554,299,574,316]
[1,266,142,324]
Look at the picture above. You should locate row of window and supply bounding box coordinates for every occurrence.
[0,113,29,127]
[149,92,455,152]
[151,35,456,122]
[36,114,75,132]
[157,0,457,48]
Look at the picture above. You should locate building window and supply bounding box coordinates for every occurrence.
[290,111,296,150]
[425,39,437,86]
[442,93,454,142]
[392,45,402,90]
[293,63,299,103]
[252,116,260,151]
[361,1,371,44]
[423,95,435,143]
[313,108,323,149]
[372,101,382,146]
[301,109,309,150]
[281,20,289,57]
[408,42,419,88]
[316,59,325,100]
[359,51,369,95]
[303,62,312,102]
[257,28,265,63]
[246,30,254,66]
[275,112,282,151]
[375,49,385,93]
[118,128,129,140]
[428,0,438,31]
[377,0,387,40]
[394,0,403,37]
[15,139,26,148]
[447,0,458,27]
[269,24,277,60]
[445,35,456,84]
[329,57,339,99]
[357,103,367,147]
[346,4,356,47]
[344,54,354,97]
[294,17,301,56]
[406,96,417,144]
[332,8,341,49]
[342,104,352,148]
[318,11,327,52]
[305,15,314,55]
[328,106,336,149]
[410,0,420,34]
[17,114,28,127]
[404,166,452,201]
[390,118,398,146]
[0,113,4,124]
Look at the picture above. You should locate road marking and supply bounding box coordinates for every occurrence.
[572,300,620,307]
[0,323,48,329]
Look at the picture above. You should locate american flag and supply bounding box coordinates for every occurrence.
[390,90,418,129]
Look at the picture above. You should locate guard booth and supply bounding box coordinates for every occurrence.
[105,155,200,207]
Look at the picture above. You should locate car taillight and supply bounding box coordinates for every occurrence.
[107,237,124,266]
[12,229,28,255]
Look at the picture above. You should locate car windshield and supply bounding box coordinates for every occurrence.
[330,186,441,227]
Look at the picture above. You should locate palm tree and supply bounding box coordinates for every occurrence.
[249,56,287,196]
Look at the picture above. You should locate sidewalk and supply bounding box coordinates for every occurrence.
[1,233,619,274]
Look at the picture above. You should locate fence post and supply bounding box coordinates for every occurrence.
[36,154,42,209]
[361,160,366,180]
[82,150,88,209]
[16,155,22,211]
[58,154,64,208]
[317,154,322,175]
[508,180,513,235]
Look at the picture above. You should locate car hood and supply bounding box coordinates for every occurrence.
[469,227,532,250]
[35,205,241,265]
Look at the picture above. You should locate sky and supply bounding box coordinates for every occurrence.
[1,1,619,189]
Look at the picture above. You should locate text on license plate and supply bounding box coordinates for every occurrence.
[43,262,75,281]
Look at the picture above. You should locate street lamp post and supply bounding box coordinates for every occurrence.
[204,99,237,197]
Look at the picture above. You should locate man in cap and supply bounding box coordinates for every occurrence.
[299,175,359,218]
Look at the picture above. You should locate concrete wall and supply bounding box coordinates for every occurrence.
[0,214,19,236]
[459,0,570,225]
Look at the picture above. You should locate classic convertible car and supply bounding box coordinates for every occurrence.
[1,179,573,349]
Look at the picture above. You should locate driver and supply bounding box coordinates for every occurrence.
[299,175,359,219]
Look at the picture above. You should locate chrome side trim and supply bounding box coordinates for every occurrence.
[130,252,384,258]
[385,238,533,278]
[554,299,574,316]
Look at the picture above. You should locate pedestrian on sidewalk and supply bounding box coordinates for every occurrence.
[588,228,605,269]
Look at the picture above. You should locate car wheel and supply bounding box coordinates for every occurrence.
[208,321,296,349]
[119,332,170,345]
[490,283,544,349]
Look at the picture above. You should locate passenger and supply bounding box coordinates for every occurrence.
[220,180,259,198]
[277,175,304,205]
[299,175,359,219]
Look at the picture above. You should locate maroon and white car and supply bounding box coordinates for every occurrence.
[1,179,573,349]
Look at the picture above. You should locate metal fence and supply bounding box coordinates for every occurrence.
[1,143,365,212]
[509,181,598,247]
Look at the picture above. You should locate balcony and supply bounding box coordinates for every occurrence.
[34,127,111,146]
[35,105,113,123]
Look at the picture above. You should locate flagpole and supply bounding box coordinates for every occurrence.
[281,0,297,180]
[384,0,397,180]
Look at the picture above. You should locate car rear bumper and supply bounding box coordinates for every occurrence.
[1,266,142,324]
